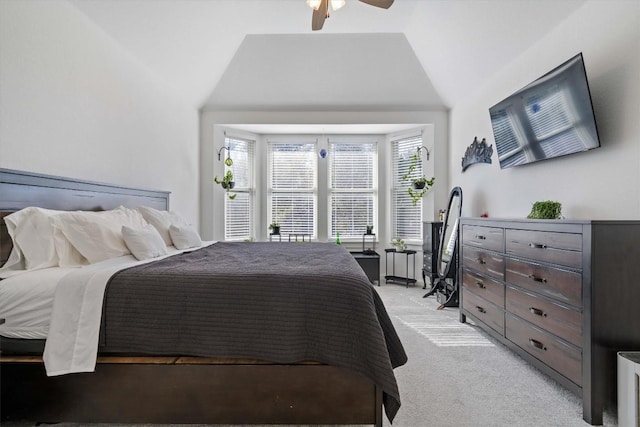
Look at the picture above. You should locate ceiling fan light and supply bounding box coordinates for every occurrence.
[307,0,322,10]
[331,0,346,11]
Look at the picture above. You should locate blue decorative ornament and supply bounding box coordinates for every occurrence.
[319,148,327,159]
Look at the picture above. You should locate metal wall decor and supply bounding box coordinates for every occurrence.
[217,146,230,161]
[461,137,493,172]
[417,145,430,161]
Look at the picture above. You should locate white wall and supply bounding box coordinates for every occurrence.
[449,0,640,220]
[0,0,199,224]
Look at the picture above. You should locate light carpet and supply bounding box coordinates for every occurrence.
[378,284,617,426]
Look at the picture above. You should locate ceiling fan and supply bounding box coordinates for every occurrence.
[308,0,395,31]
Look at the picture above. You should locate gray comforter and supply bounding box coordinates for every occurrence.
[100,242,407,421]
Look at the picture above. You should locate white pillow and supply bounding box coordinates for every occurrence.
[53,226,88,267]
[52,207,148,264]
[122,225,168,260]
[166,211,189,227]
[169,224,202,250]
[11,207,60,270]
[136,207,189,246]
[1,207,87,271]
[3,208,34,272]
[136,206,172,246]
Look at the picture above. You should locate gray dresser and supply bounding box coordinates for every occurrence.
[459,217,640,425]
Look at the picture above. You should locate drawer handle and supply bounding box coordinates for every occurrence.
[475,306,486,314]
[475,235,487,240]
[475,281,486,289]
[477,259,487,265]
[487,268,501,276]
[529,339,547,351]
[528,242,547,249]
[527,274,547,283]
[529,307,547,317]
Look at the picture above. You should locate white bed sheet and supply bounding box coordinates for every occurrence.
[1,242,215,376]
[0,267,75,339]
[43,242,215,376]
[43,242,216,377]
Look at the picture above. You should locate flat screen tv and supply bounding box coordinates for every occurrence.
[489,53,600,169]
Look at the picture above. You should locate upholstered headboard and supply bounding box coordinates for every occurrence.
[0,168,170,266]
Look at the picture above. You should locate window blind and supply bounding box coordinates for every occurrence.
[526,89,572,141]
[491,108,521,156]
[268,141,317,238]
[224,136,254,241]
[391,134,422,241]
[328,141,376,239]
[526,89,586,157]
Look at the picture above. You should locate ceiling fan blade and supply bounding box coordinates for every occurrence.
[312,0,329,31]
[358,0,394,9]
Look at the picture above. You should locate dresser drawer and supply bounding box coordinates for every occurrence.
[506,229,582,269]
[506,314,582,386]
[505,258,582,307]
[462,246,504,280]
[462,225,504,252]
[463,288,504,335]
[463,270,505,308]
[506,286,582,348]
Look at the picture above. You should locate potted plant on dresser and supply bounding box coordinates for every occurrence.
[527,200,562,219]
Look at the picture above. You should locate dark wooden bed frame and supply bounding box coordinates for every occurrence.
[0,168,383,426]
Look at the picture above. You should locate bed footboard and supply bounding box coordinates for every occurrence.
[1,356,383,426]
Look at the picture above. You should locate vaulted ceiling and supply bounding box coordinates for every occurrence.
[69,0,586,110]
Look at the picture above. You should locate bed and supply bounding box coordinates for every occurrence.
[0,168,407,426]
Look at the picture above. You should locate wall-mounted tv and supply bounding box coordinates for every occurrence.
[489,53,600,169]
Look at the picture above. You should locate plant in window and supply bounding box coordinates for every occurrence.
[268,222,281,235]
[407,176,435,206]
[214,155,236,200]
[214,170,236,200]
[269,208,291,235]
[390,237,407,252]
[401,147,435,206]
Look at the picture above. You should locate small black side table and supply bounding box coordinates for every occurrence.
[269,233,282,242]
[384,248,417,287]
[350,251,380,285]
